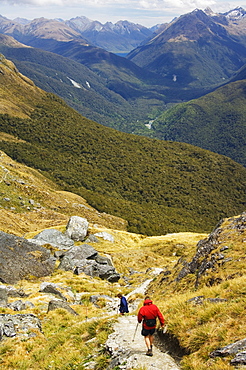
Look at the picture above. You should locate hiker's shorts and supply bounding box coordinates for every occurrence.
[141,328,155,337]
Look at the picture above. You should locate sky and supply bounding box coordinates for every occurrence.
[0,0,246,27]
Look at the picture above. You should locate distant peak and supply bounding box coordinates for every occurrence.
[204,7,215,16]
[223,7,246,20]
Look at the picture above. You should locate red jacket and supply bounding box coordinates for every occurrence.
[138,299,165,329]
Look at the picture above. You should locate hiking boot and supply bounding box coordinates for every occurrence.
[146,349,153,356]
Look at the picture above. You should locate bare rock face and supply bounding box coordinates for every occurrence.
[0,231,56,284]
[175,213,246,288]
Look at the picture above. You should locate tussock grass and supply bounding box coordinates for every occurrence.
[0,147,245,369]
[153,269,246,369]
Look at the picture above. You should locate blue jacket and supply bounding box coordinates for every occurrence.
[119,296,129,313]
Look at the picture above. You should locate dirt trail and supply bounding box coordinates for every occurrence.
[106,315,180,369]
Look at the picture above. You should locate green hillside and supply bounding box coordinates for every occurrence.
[0,38,169,135]
[152,79,246,167]
[0,54,245,235]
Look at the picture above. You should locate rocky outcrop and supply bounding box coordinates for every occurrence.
[175,213,246,288]
[210,337,246,366]
[0,215,120,284]
[94,232,114,242]
[0,231,56,284]
[0,314,42,339]
[58,243,120,282]
[39,282,68,301]
[7,300,34,311]
[0,285,33,311]
[47,299,78,316]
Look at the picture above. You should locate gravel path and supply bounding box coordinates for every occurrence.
[106,315,180,370]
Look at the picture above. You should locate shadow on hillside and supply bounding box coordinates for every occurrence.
[155,329,189,364]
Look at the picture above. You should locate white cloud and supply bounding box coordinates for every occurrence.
[1,0,242,12]
[0,0,214,7]
[1,0,245,26]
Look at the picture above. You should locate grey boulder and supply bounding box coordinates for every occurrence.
[65,216,89,241]
[28,228,74,250]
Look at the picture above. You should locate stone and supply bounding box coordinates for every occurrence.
[210,337,246,357]
[231,351,246,365]
[94,232,114,242]
[39,283,67,301]
[85,235,99,243]
[28,228,74,250]
[6,286,29,298]
[65,216,89,241]
[47,299,78,316]
[0,314,42,339]
[0,231,56,284]
[58,244,98,271]
[0,286,8,307]
[7,300,26,311]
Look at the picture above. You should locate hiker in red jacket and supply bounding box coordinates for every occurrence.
[137,297,165,356]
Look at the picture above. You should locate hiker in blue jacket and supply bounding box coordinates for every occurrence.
[117,293,129,315]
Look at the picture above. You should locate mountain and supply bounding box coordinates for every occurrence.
[127,8,246,90]
[0,34,169,134]
[0,15,87,45]
[0,54,245,236]
[9,15,154,54]
[229,61,246,82]
[151,78,246,167]
[0,13,220,104]
[65,17,153,54]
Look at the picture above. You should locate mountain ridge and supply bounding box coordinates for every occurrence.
[127,8,246,89]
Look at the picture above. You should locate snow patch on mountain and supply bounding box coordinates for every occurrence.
[67,77,82,89]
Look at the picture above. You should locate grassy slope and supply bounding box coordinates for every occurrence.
[0,56,244,368]
[152,79,246,167]
[0,54,245,236]
[0,171,244,370]
[147,213,246,370]
[0,149,126,236]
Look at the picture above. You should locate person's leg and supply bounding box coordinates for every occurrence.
[144,335,151,350]
[149,334,154,348]
[144,335,153,356]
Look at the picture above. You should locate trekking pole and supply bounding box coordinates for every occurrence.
[132,322,139,342]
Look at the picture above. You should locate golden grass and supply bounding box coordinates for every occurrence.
[0,148,245,369]
[0,150,127,236]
